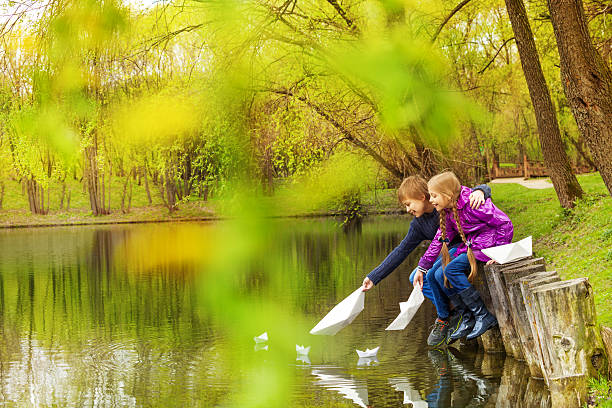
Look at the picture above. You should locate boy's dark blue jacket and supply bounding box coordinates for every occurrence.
[367,184,492,285]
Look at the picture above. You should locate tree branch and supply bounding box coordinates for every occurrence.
[478,37,515,74]
[268,88,403,179]
[325,0,359,34]
[432,0,474,43]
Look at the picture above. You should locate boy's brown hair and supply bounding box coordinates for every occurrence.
[397,175,430,203]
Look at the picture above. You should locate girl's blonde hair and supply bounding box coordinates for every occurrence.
[428,171,478,286]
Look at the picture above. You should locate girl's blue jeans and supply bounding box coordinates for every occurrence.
[409,248,457,304]
[426,251,471,320]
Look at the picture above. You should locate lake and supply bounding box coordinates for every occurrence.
[0,216,550,407]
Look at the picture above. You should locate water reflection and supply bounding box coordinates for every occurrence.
[0,218,553,407]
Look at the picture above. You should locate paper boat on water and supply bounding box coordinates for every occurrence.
[296,345,311,355]
[254,332,268,343]
[310,288,365,336]
[356,346,379,358]
[386,287,425,331]
[481,236,532,264]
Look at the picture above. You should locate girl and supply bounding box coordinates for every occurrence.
[416,171,513,347]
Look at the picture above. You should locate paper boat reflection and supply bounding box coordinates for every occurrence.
[311,367,369,408]
[357,356,379,367]
[388,377,428,407]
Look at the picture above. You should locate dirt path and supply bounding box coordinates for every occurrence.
[490,177,554,189]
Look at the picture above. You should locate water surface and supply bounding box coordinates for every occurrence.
[0,217,549,407]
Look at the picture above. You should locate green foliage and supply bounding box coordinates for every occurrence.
[588,376,612,408]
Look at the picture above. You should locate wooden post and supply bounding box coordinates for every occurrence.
[601,326,612,377]
[474,264,506,353]
[523,153,529,179]
[530,278,608,407]
[510,271,560,378]
[483,258,546,358]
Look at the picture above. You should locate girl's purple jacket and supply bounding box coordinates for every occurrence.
[418,186,514,270]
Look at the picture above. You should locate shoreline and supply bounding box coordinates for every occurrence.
[0,208,405,229]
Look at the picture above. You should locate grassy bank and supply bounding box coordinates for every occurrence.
[491,173,611,327]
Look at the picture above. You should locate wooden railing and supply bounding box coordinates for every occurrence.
[490,156,595,179]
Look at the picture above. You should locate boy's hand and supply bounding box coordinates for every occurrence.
[469,189,485,209]
[362,277,374,292]
[486,259,498,265]
[413,271,423,291]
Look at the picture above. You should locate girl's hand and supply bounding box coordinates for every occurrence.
[486,259,498,265]
[362,277,374,292]
[413,271,423,291]
[469,190,486,209]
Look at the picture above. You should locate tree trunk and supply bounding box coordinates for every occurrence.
[547,0,612,196]
[503,0,583,208]
[143,164,153,205]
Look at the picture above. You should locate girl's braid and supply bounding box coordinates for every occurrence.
[439,209,452,288]
[452,206,478,282]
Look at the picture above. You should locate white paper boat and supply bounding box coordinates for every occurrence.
[310,288,365,335]
[386,287,425,330]
[312,368,369,408]
[254,344,268,352]
[356,346,379,358]
[296,345,311,355]
[254,332,268,343]
[296,355,311,365]
[388,377,428,408]
[357,356,379,367]
[481,236,532,264]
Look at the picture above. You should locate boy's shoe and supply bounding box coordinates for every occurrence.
[427,318,450,347]
[446,311,463,344]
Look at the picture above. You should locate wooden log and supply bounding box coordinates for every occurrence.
[601,326,612,377]
[509,271,560,378]
[521,273,565,380]
[483,260,546,359]
[474,263,505,353]
[530,278,609,407]
[502,256,546,272]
